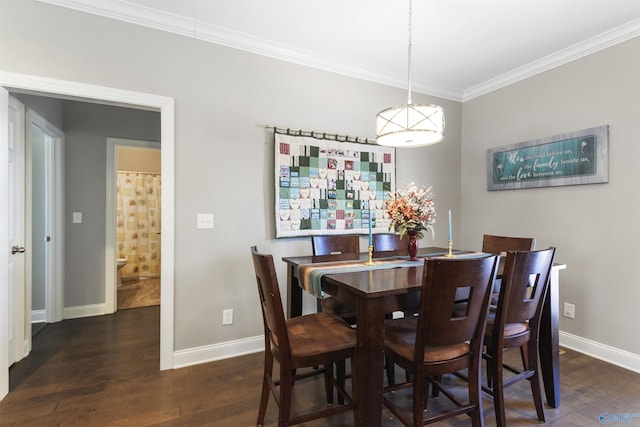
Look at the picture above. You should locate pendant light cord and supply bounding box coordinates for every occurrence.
[407,0,413,105]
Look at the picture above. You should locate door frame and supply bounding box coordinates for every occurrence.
[26,109,65,324]
[0,71,176,401]
[105,138,161,313]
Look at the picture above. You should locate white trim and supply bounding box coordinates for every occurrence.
[63,303,107,320]
[0,71,175,372]
[173,336,264,369]
[560,331,640,375]
[31,310,46,324]
[36,1,640,102]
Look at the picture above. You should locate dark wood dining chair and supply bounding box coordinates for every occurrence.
[382,255,499,427]
[251,246,356,426]
[312,235,360,258]
[482,234,536,307]
[372,233,408,258]
[482,234,536,255]
[483,247,556,427]
[311,235,360,323]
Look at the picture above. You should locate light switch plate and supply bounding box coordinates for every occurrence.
[72,212,82,223]
[197,213,214,229]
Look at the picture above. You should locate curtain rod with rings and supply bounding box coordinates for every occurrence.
[266,125,376,145]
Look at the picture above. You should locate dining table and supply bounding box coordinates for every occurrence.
[282,246,566,427]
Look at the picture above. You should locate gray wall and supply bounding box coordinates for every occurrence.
[1,1,462,352]
[63,101,160,306]
[461,37,640,355]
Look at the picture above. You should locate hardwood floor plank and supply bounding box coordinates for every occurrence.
[2,306,640,426]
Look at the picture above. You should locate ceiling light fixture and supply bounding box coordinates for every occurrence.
[375,0,445,148]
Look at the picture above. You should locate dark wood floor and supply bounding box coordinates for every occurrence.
[2,306,640,426]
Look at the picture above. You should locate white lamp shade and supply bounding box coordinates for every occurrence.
[375,103,445,147]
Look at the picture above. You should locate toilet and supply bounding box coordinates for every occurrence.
[117,258,128,287]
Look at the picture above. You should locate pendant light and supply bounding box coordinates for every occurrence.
[375,0,445,148]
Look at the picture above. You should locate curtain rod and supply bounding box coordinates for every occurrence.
[266,125,376,145]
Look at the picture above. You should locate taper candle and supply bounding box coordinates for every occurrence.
[369,213,373,246]
[448,209,452,241]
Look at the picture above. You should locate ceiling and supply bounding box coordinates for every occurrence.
[40,0,640,101]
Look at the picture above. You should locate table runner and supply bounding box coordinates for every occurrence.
[298,250,489,298]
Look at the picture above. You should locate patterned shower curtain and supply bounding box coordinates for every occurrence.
[116,172,161,279]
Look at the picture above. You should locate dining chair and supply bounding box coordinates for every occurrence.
[312,235,360,258]
[372,233,408,258]
[480,234,536,307]
[482,234,536,255]
[382,255,499,427]
[251,246,356,426]
[483,247,556,427]
[311,235,360,323]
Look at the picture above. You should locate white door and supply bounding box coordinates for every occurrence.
[7,96,28,366]
[1,85,10,399]
[27,110,64,324]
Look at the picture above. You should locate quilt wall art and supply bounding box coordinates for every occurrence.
[275,132,395,238]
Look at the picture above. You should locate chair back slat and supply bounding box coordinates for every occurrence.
[482,234,535,254]
[251,246,290,353]
[312,235,360,258]
[416,256,498,353]
[500,248,556,326]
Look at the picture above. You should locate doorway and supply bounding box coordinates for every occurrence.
[27,108,65,328]
[106,139,161,311]
[1,72,176,401]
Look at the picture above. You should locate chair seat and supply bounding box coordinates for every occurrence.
[285,313,356,361]
[485,314,529,341]
[385,317,470,363]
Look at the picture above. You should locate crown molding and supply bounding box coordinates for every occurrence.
[37,1,639,104]
[463,18,640,101]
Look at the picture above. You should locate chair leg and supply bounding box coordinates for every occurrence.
[336,360,346,405]
[468,356,485,427]
[324,363,334,405]
[413,375,426,427]
[527,342,546,422]
[278,367,293,427]
[492,349,507,427]
[385,356,396,386]
[257,350,273,426]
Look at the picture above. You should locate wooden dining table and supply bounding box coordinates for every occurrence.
[282,247,566,427]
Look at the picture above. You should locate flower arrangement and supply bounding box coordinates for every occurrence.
[385,183,436,239]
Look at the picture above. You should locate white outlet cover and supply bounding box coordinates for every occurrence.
[197,213,214,229]
[72,212,82,223]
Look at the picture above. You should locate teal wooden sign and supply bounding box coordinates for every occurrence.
[487,125,608,191]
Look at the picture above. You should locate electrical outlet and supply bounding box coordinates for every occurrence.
[197,213,214,229]
[563,302,575,319]
[222,309,233,325]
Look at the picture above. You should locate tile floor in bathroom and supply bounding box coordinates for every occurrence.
[117,276,160,310]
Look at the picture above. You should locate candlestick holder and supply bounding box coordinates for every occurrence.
[444,240,454,258]
[364,245,376,265]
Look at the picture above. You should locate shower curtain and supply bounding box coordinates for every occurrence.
[116,172,161,279]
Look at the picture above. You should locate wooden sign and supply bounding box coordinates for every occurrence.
[487,125,608,191]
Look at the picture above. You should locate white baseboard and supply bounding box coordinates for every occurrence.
[560,331,640,374]
[31,310,46,323]
[173,335,264,369]
[63,303,108,319]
